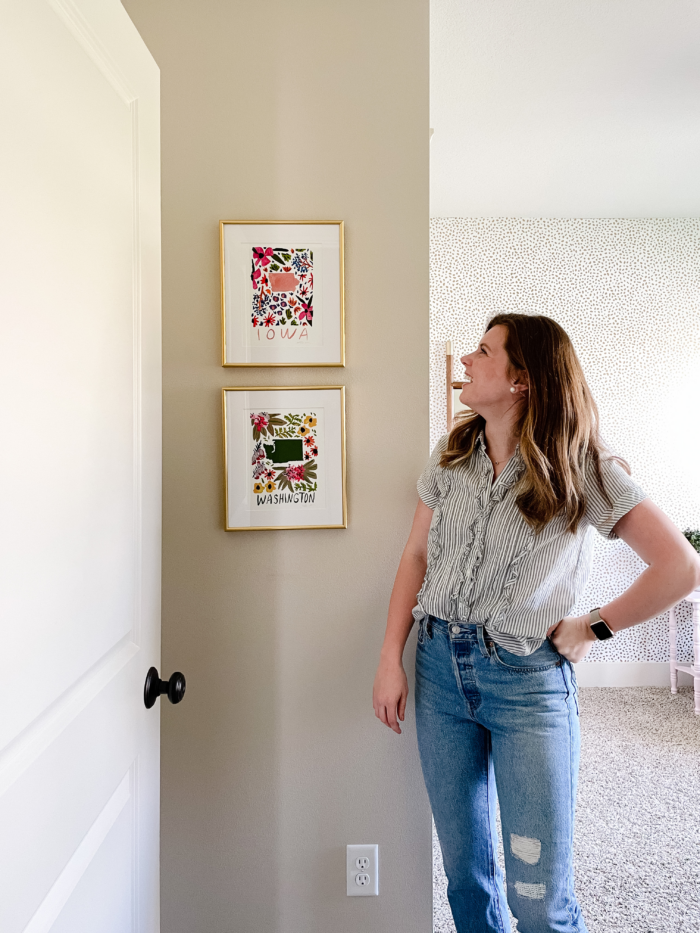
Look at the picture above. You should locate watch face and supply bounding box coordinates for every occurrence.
[591,619,614,640]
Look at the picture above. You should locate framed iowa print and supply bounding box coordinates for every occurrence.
[220,221,345,367]
[223,386,347,530]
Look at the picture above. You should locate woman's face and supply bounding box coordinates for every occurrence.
[459,325,522,413]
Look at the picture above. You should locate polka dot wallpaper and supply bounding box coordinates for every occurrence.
[429,218,700,662]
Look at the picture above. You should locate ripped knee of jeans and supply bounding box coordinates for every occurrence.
[514,881,546,900]
[510,834,546,901]
[510,833,541,866]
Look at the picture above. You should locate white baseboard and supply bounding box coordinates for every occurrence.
[573,661,695,688]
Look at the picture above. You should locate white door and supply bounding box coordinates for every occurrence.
[0,0,161,930]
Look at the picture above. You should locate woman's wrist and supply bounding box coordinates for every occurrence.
[582,614,598,642]
[379,642,406,666]
[597,605,616,633]
[569,613,597,642]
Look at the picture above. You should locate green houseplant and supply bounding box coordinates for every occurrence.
[683,529,700,554]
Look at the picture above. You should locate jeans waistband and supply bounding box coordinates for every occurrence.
[428,615,485,633]
[426,616,493,657]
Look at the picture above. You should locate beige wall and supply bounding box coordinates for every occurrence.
[121,2,431,931]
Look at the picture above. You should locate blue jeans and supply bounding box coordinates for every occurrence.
[415,616,587,933]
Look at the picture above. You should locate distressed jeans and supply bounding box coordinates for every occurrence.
[415,616,587,933]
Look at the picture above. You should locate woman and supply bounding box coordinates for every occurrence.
[373,315,700,933]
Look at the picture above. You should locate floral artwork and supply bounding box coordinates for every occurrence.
[224,386,345,530]
[250,410,318,505]
[221,221,343,366]
[251,247,313,329]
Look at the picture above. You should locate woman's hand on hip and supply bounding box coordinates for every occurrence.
[547,615,597,663]
[373,657,409,735]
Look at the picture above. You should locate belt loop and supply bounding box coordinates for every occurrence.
[426,616,433,639]
[476,625,491,658]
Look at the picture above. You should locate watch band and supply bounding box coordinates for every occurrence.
[589,608,614,640]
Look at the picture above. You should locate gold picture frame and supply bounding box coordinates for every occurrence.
[220,220,345,367]
[222,386,347,531]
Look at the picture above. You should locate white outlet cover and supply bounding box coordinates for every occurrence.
[347,844,378,896]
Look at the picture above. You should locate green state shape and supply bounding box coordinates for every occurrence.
[264,438,304,464]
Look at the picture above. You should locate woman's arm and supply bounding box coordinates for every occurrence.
[373,499,433,734]
[550,499,700,662]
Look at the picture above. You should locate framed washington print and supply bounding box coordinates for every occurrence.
[220,221,345,367]
[223,386,347,531]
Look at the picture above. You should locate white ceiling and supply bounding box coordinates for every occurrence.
[431,0,700,216]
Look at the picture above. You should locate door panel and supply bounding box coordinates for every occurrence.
[0,0,161,930]
[47,789,135,933]
[1,0,137,747]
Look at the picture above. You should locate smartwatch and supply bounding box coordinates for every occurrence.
[589,608,614,640]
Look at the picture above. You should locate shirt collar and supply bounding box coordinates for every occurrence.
[476,429,521,457]
[476,430,524,478]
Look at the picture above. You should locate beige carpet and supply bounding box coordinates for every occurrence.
[433,686,700,932]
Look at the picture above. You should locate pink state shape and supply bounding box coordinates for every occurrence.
[269,272,300,293]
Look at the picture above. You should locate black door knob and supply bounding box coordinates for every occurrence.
[144,667,186,709]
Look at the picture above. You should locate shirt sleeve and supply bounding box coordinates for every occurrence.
[584,456,647,540]
[417,435,450,509]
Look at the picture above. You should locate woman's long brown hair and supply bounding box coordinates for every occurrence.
[441,314,627,533]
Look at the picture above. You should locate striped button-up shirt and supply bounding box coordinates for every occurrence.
[413,432,647,655]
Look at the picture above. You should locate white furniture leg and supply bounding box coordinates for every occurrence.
[669,592,700,714]
[693,599,700,716]
[670,604,678,694]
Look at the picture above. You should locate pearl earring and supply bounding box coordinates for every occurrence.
[510,387,516,393]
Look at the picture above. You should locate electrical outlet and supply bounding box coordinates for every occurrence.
[347,845,378,896]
